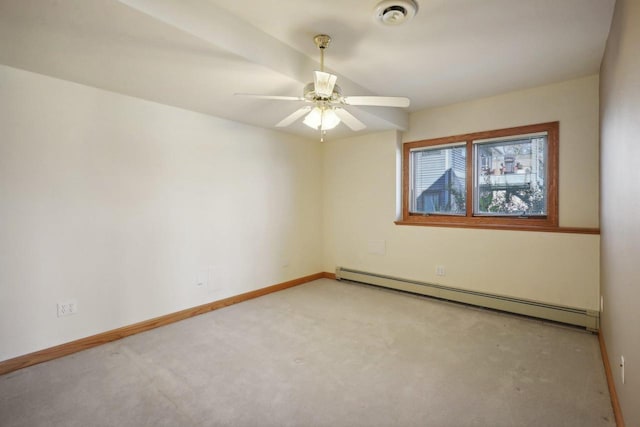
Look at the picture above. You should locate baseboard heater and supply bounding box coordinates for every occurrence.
[335,267,599,331]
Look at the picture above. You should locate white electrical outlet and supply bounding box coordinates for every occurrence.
[621,355,625,384]
[57,299,78,317]
[436,265,446,276]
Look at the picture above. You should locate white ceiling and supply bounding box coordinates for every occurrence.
[0,0,615,141]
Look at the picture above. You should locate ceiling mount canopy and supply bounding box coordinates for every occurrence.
[313,34,331,50]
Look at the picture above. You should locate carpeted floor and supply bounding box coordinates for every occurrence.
[0,279,615,426]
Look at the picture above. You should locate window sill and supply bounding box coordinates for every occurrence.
[394,220,599,234]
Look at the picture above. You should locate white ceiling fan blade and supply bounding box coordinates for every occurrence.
[235,93,305,101]
[276,106,312,127]
[334,108,366,131]
[314,71,338,98]
[342,96,410,108]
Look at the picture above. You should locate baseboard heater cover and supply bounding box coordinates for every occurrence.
[335,267,599,331]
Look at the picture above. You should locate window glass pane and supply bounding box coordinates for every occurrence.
[410,145,466,215]
[474,135,547,216]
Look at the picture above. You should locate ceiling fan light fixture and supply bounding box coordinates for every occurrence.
[373,0,418,26]
[303,107,341,131]
[321,108,341,130]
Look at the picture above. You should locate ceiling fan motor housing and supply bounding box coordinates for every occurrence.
[304,82,342,102]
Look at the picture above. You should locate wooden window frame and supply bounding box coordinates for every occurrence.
[399,122,563,232]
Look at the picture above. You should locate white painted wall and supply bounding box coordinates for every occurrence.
[0,66,604,366]
[0,65,323,361]
[405,75,600,229]
[600,0,640,423]
[323,76,600,311]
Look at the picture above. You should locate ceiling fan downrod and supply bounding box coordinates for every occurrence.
[313,34,331,72]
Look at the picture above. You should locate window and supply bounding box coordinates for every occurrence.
[401,122,559,231]
[409,144,466,215]
[474,135,547,217]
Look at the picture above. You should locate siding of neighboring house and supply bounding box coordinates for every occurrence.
[413,147,465,213]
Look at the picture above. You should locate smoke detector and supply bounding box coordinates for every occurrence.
[373,0,419,26]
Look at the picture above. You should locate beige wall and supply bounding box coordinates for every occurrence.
[405,75,600,228]
[324,76,600,311]
[600,0,640,424]
[0,65,323,361]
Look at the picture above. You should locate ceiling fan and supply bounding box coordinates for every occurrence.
[236,34,410,141]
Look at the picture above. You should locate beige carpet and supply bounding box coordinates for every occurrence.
[0,279,615,426]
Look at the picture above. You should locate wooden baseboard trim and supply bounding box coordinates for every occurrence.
[0,272,327,376]
[322,271,337,280]
[598,331,625,427]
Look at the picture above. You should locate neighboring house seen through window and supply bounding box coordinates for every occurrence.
[401,122,559,231]
[474,135,547,217]
[411,144,466,215]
